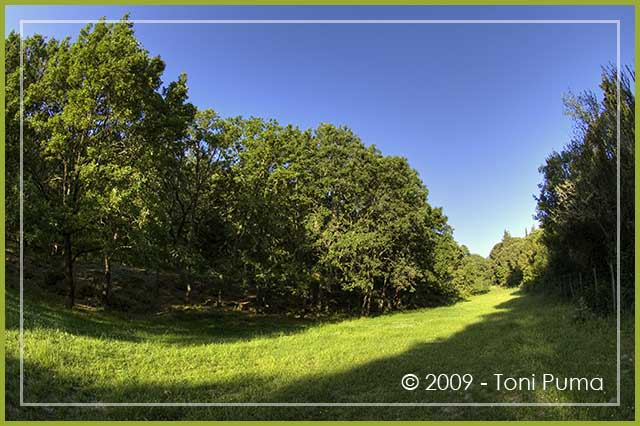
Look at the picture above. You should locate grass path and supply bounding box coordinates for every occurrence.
[5,286,633,421]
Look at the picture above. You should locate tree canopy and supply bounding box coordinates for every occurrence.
[7,19,632,316]
[7,19,485,315]
[534,66,634,311]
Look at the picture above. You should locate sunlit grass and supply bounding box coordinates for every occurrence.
[5,286,633,421]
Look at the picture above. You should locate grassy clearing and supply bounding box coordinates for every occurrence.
[5,283,634,421]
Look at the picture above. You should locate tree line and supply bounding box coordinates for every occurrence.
[6,19,632,316]
[534,66,635,312]
[5,19,491,315]
[488,228,547,289]
[486,67,634,314]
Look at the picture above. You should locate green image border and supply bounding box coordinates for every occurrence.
[0,1,637,425]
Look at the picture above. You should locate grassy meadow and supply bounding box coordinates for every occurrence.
[5,275,634,421]
[4,11,635,423]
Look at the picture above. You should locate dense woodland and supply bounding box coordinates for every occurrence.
[5,19,634,316]
[535,66,635,313]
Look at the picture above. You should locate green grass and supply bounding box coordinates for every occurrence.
[5,285,634,421]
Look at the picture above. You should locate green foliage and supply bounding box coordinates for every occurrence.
[535,67,634,311]
[5,31,60,246]
[488,228,548,289]
[453,254,493,295]
[13,18,182,307]
[13,20,627,317]
[9,21,473,314]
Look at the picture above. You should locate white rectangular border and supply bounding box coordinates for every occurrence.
[18,18,622,408]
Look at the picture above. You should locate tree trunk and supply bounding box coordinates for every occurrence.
[393,287,401,309]
[176,260,190,305]
[102,254,111,306]
[313,281,323,311]
[361,293,368,317]
[154,267,160,303]
[381,276,390,312]
[185,283,192,305]
[63,232,75,309]
[568,274,574,299]
[578,272,583,294]
[361,288,373,316]
[609,263,616,312]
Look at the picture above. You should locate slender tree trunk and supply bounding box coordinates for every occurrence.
[314,281,323,311]
[568,274,574,299]
[185,283,192,305]
[242,261,248,289]
[255,283,261,310]
[154,267,160,306]
[63,232,75,309]
[361,288,373,316]
[102,254,111,306]
[361,293,368,317]
[393,287,401,309]
[579,272,583,294]
[176,259,190,305]
[382,275,390,312]
[609,263,616,312]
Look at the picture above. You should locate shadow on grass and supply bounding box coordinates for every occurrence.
[269,292,618,405]
[6,289,338,345]
[6,290,631,421]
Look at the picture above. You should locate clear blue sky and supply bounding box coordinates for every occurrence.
[6,6,635,257]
